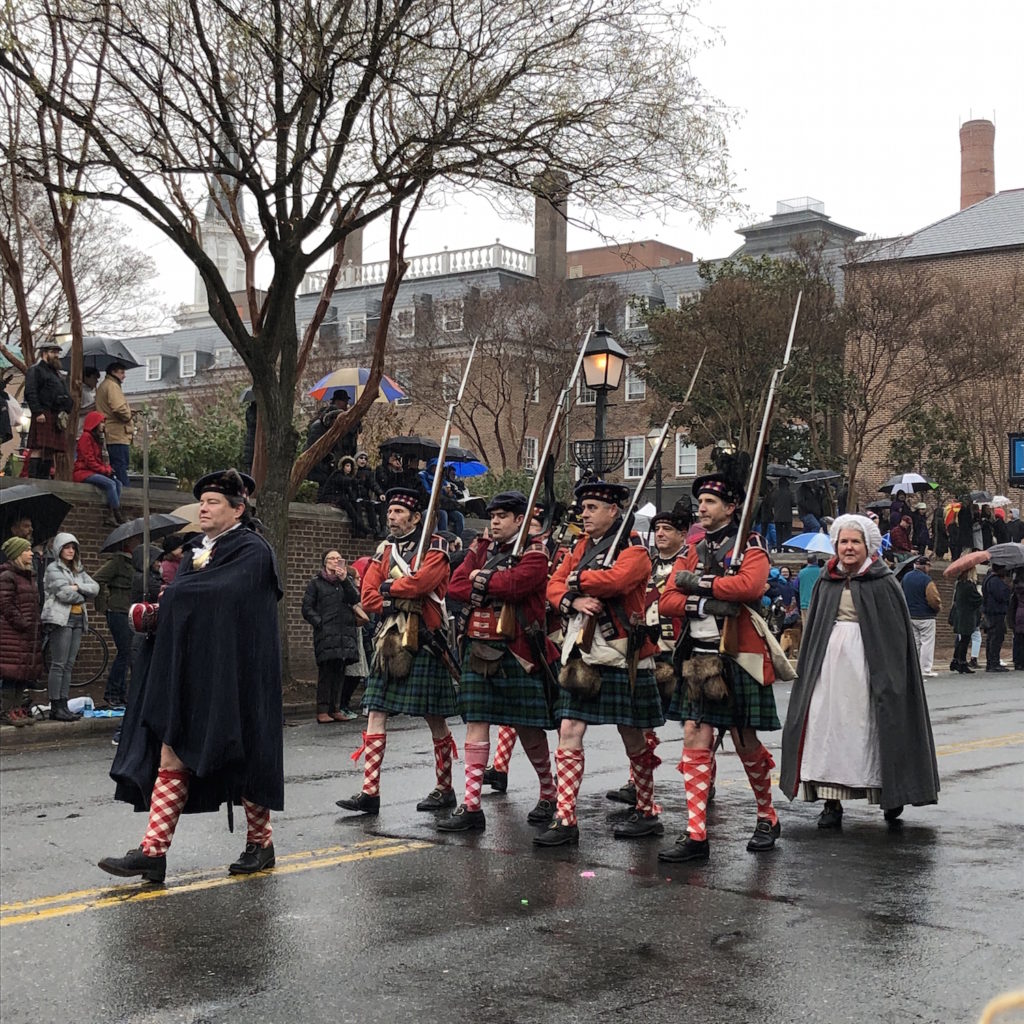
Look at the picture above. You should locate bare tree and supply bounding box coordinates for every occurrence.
[2,0,736,670]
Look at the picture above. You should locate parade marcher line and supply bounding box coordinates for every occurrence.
[0,838,428,927]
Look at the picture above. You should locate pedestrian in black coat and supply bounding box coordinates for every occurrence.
[302,551,361,722]
[981,569,1011,672]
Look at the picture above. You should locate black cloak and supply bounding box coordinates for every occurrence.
[780,558,939,811]
[111,525,284,814]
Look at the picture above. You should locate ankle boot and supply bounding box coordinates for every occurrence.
[49,699,79,722]
[28,458,45,479]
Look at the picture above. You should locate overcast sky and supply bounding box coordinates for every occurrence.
[142,0,1024,309]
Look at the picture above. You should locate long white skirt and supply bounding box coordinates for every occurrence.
[800,622,882,795]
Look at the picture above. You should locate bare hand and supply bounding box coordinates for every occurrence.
[572,595,603,616]
[468,569,481,582]
[37,413,45,423]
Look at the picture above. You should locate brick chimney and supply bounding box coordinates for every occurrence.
[960,119,995,210]
[533,171,569,285]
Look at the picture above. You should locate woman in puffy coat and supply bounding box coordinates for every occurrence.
[0,536,45,701]
[74,411,124,525]
[301,550,361,723]
[40,532,99,721]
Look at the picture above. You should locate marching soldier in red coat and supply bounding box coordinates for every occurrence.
[539,481,664,847]
[438,491,559,832]
[336,488,459,815]
[658,474,782,864]
[606,505,690,807]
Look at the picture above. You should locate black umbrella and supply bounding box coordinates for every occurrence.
[865,498,892,512]
[0,484,72,543]
[794,469,841,484]
[379,435,441,461]
[765,463,800,479]
[446,445,481,463]
[969,490,994,504]
[99,513,192,554]
[60,336,142,373]
[986,542,1024,571]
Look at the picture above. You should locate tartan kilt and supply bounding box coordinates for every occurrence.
[666,657,781,730]
[554,663,665,729]
[27,415,66,452]
[458,645,555,729]
[362,647,458,718]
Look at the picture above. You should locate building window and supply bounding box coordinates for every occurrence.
[676,290,701,309]
[577,379,596,406]
[145,356,161,382]
[448,435,460,449]
[179,351,196,378]
[441,369,458,403]
[396,309,415,338]
[625,364,646,402]
[624,435,646,479]
[523,435,538,471]
[675,436,698,476]
[624,297,647,331]
[568,265,583,279]
[347,314,366,344]
[214,347,232,365]
[441,299,464,333]
[530,366,541,404]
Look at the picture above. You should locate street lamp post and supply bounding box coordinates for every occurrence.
[647,427,664,511]
[572,324,628,476]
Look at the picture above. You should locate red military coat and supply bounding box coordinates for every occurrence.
[660,532,776,685]
[360,534,449,631]
[547,532,658,660]
[449,537,557,669]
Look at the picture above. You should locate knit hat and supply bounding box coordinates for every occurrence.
[1,536,31,561]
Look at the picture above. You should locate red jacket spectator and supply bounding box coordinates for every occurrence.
[73,411,114,481]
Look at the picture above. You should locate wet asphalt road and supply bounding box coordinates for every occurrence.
[1,671,1022,1024]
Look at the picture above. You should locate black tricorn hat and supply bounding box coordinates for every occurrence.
[193,468,256,501]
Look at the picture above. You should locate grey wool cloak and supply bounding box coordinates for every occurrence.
[780,558,939,811]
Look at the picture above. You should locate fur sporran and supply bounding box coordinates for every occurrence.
[654,661,677,703]
[379,630,413,681]
[468,641,504,678]
[558,658,602,699]
[682,653,729,702]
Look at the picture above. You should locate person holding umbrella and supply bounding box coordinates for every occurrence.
[93,535,139,709]
[949,563,983,674]
[780,514,939,828]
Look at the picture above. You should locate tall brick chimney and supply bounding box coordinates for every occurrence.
[959,119,995,210]
[533,171,569,285]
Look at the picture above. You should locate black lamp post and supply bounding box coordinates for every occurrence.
[571,324,628,477]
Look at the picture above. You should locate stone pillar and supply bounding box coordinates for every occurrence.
[533,171,569,286]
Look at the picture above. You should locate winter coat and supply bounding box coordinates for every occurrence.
[768,483,794,523]
[1010,576,1024,634]
[0,562,44,683]
[981,572,1011,623]
[24,359,72,416]
[93,550,135,613]
[40,532,99,629]
[781,556,939,811]
[95,375,133,445]
[301,571,361,665]
[73,411,114,482]
[949,578,982,636]
[131,545,164,603]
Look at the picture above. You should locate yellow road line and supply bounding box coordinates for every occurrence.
[1,838,429,928]
[935,732,1024,757]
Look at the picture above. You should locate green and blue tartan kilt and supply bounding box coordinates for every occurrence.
[457,645,556,729]
[666,657,780,730]
[554,663,665,729]
[362,647,458,718]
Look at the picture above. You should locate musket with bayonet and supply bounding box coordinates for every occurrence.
[400,337,479,654]
[577,348,706,655]
[494,327,594,638]
[719,291,802,655]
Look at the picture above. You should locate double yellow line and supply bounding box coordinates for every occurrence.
[0,837,429,928]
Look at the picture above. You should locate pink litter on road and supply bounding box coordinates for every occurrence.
[580,871,596,878]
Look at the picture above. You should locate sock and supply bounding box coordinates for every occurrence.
[554,747,585,826]
[628,746,662,816]
[739,744,779,826]
[352,731,387,796]
[522,735,557,801]
[679,748,713,842]
[433,732,456,792]
[463,741,490,812]
[242,798,272,847]
[628,730,660,788]
[141,767,190,857]
[492,726,518,773]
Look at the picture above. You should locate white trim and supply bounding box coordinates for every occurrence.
[624,435,645,479]
[523,435,538,471]
[145,355,161,382]
[675,435,698,477]
[179,351,196,378]
[625,364,646,402]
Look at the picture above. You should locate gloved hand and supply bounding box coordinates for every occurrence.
[703,598,740,618]
[673,570,703,594]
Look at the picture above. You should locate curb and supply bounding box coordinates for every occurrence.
[0,702,319,751]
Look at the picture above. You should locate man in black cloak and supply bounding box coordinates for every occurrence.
[99,469,284,883]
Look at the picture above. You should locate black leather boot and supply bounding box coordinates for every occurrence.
[49,699,79,722]
[98,847,167,883]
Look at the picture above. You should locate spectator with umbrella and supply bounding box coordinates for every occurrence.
[768,475,795,547]
[24,342,73,480]
[888,489,912,530]
[93,533,139,709]
[981,567,1011,672]
[945,554,985,674]
[95,362,134,488]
